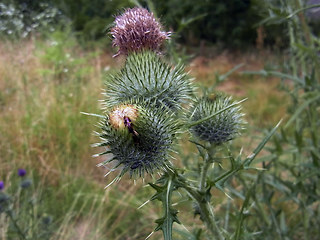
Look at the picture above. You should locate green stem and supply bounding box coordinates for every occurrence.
[163,177,173,240]
[7,210,27,240]
[198,147,224,239]
[177,175,224,240]
[199,153,210,192]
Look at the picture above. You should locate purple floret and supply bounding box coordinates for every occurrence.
[111,7,170,56]
[18,169,27,177]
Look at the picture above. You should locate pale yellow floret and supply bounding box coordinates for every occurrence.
[109,104,138,129]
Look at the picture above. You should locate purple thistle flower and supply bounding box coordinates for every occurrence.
[18,169,27,177]
[0,181,4,190]
[111,7,170,56]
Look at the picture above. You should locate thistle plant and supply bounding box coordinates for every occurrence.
[0,169,53,240]
[90,7,280,240]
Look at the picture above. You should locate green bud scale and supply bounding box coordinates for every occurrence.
[95,99,179,178]
[189,95,245,144]
[103,51,193,111]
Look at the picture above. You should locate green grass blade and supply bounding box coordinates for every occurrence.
[242,70,304,84]
[244,119,282,167]
[234,187,253,240]
[284,94,320,129]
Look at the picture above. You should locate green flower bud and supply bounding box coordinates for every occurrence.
[20,179,32,189]
[95,99,179,178]
[104,51,193,111]
[189,95,245,144]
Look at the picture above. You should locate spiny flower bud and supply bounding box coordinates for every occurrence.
[95,99,179,178]
[111,7,170,56]
[104,51,193,111]
[189,95,245,144]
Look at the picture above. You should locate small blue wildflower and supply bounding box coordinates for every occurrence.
[0,181,4,190]
[18,168,27,177]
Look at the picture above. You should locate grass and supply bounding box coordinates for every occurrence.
[0,34,288,239]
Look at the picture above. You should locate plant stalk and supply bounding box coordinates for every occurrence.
[177,174,224,240]
[7,210,27,240]
[199,152,211,191]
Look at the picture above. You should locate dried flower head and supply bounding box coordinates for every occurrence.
[189,95,245,144]
[111,7,169,56]
[94,100,179,180]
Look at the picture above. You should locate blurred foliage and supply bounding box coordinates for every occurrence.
[53,0,134,40]
[1,0,320,48]
[238,0,320,239]
[0,172,54,240]
[0,0,64,39]
[0,0,307,48]
[140,0,261,47]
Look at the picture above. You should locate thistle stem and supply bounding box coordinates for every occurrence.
[7,210,27,240]
[177,174,224,240]
[199,148,214,192]
[200,148,224,240]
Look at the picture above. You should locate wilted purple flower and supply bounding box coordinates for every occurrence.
[0,181,4,190]
[18,169,27,177]
[111,7,170,56]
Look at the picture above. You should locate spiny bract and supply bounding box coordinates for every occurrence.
[189,95,245,144]
[104,51,193,111]
[95,99,179,178]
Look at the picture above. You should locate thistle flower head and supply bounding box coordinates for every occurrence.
[95,99,179,178]
[18,168,27,177]
[111,7,169,56]
[189,95,245,144]
[104,51,193,111]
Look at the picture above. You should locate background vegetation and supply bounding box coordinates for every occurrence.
[0,0,319,239]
